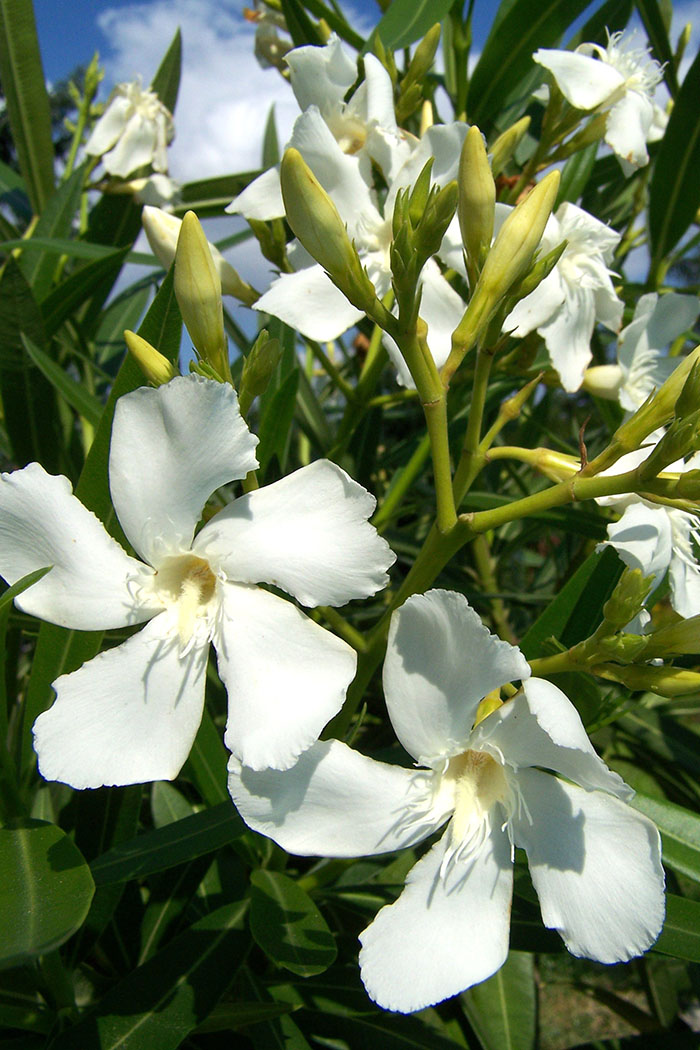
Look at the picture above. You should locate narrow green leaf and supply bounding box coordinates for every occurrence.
[567,0,634,48]
[39,247,130,337]
[0,259,61,472]
[0,158,31,222]
[91,802,244,885]
[556,142,598,207]
[635,0,679,97]
[250,870,337,977]
[178,172,261,217]
[468,0,591,131]
[631,794,700,882]
[619,708,700,779]
[94,283,151,368]
[649,46,700,264]
[304,1011,467,1050]
[0,0,54,213]
[0,567,51,615]
[50,901,248,1050]
[462,950,536,1050]
[182,709,229,806]
[18,165,87,298]
[150,28,182,113]
[279,0,324,47]
[2,236,126,262]
[258,368,299,476]
[654,894,700,962]
[262,105,280,169]
[371,0,453,51]
[519,547,623,659]
[0,819,94,967]
[21,335,102,426]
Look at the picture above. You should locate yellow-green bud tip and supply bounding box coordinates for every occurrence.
[125,330,178,386]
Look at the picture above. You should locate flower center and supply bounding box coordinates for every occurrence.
[154,554,218,649]
[328,112,368,155]
[439,749,511,875]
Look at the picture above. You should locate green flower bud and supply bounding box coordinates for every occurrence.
[644,613,700,658]
[174,211,229,379]
[490,116,531,177]
[598,663,700,697]
[602,568,655,631]
[614,344,700,451]
[239,330,282,417]
[458,126,495,275]
[280,148,377,313]
[125,330,178,386]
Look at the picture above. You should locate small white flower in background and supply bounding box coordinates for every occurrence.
[229,34,413,222]
[534,31,666,174]
[502,201,623,392]
[131,174,181,210]
[583,293,700,412]
[599,445,700,619]
[0,375,394,787]
[229,589,664,1013]
[253,121,467,384]
[85,78,174,179]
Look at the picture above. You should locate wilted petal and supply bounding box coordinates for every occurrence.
[0,462,155,630]
[513,768,665,962]
[359,823,513,1012]
[216,583,356,771]
[196,459,394,606]
[384,590,530,765]
[33,612,208,788]
[475,678,632,798]
[533,49,625,109]
[254,264,365,341]
[228,738,444,856]
[109,375,258,565]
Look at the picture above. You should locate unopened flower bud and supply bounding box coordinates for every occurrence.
[174,211,228,379]
[602,568,654,631]
[490,116,531,177]
[644,613,700,658]
[599,663,700,697]
[458,126,495,273]
[280,148,377,312]
[404,23,441,86]
[582,364,624,400]
[144,207,258,305]
[614,344,700,450]
[239,330,282,417]
[504,238,567,310]
[125,330,178,386]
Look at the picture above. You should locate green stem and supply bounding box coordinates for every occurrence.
[424,395,457,532]
[472,533,516,643]
[306,338,355,402]
[315,606,367,652]
[372,431,431,532]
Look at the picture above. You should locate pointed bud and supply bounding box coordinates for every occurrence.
[599,663,700,697]
[125,330,178,386]
[404,23,441,86]
[490,116,531,177]
[419,99,434,136]
[602,568,655,631]
[280,148,377,313]
[505,238,567,307]
[174,211,228,378]
[644,613,700,658]
[143,206,258,305]
[408,158,434,226]
[614,344,700,451]
[458,126,495,273]
[239,330,282,417]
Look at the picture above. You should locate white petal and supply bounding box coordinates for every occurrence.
[603,501,672,584]
[84,94,131,156]
[605,92,653,170]
[504,268,566,338]
[0,463,155,630]
[539,283,595,392]
[385,123,467,218]
[533,49,625,109]
[196,460,394,606]
[228,738,444,856]
[420,261,467,372]
[109,375,258,566]
[362,54,399,132]
[33,612,208,788]
[103,114,158,178]
[254,265,365,341]
[645,293,700,351]
[287,35,358,113]
[513,768,665,962]
[668,514,700,618]
[359,823,513,1012]
[475,678,632,798]
[383,590,530,765]
[226,167,284,221]
[216,583,356,771]
[288,107,377,230]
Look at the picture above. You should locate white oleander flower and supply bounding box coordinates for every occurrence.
[0,375,394,787]
[86,78,174,178]
[599,445,700,618]
[502,201,623,392]
[229,34,413,221]
[229,589,664,1013]
[534,31,666,174]
[253,121,467,382]
[583,293,700,412]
